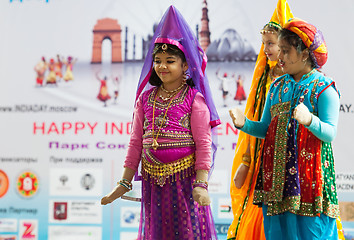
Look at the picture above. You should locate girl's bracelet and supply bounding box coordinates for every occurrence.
[117,179,132,191]
[192,180,208,190]
[241,153,251,167]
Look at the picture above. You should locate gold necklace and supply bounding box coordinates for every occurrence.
[160,82,185,100]
[151,89,176,150]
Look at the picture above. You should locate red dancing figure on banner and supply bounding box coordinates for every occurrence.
[63,56,77,82]
[34,56,47,87]
[96,72,111,107]
[46,58,57,85]
[233,74,247,104]
[101,6,220,240]
[55,54,64,82]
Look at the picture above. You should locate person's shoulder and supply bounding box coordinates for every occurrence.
[142,86,157,96]
[137,86,158,102]
[269,74,287,91]
[315,70,334,87]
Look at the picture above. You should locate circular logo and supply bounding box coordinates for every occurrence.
[123,210,136,224]
[16,171,39,198]
[81,173,95,190]
[0,170,9,198]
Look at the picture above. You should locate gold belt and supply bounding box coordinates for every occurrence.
[141,153,195,186]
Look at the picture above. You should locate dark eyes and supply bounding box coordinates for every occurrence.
[153,60,175,64]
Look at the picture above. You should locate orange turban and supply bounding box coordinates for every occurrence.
[283,17,328,68]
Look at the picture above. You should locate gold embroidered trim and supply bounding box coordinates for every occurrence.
[143,140,195,149]
[143,131,194,140]
[147,85,189,109]
[141,153,195,186]
[257,195,339,218]
[270,101,291,119]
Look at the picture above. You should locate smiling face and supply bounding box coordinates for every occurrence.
[153,52,188,90]
[262,32,280,62]
[277,38,311,81]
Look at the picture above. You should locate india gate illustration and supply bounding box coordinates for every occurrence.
[91,18,122,63]
[91,0,256,63]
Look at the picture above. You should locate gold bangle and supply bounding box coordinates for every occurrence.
[241,153,251,166]
[241,161,250,167]
[117,179,132,191]
[193,179,208,186]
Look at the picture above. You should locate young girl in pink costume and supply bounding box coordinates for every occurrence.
[101,6,220,240]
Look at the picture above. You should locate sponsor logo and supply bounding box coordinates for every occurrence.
[19,220,38,240]
[50,168,102,196]
[218,198,233,219]
[53,202,68,220]
[0,218,17,232]
[214,223,230,235]
[59,175,68,186]
[219,204,232,213]
[16,171,39,198]
[121,207,140,227]
[0,170,9,198]
[49,200,101,224]
[80,174,95,190]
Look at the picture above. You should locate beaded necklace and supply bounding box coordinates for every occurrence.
[159,82,185,101]
[151,88,176,150]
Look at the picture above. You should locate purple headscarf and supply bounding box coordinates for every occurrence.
[135,5,220,176]
[135,5,220,127]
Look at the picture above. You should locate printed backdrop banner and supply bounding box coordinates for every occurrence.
[0,0,353,239]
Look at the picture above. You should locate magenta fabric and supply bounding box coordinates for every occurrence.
[133,5,220,176]
[138,175,217,240]
[124,87,212,171]
[135,7,218,126]
[124,85,217,239]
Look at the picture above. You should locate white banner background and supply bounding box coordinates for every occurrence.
[0,0,353,239]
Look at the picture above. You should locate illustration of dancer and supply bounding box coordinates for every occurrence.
[96,72,111,107]
[63,56,77,82]
[216,70,230,107]
[34,56,47,87]
[233,74,247,105]
[46,58,57,85]
[112,75,121,104]
[55,54,64,82]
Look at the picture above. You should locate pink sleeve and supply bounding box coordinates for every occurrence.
[191,92,212,171]
[123,95,144,171]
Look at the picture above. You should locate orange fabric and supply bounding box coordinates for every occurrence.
[283,17,328,68]
[227,0,293,239]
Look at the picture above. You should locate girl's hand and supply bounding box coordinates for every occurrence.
[234,163,250,189]
[192,187,211,206]
[229,107,246,128]
[101,185,129,205]
[293,103,312,126]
